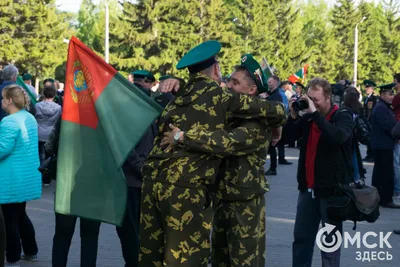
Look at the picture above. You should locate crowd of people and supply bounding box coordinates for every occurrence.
[0,38,399,267]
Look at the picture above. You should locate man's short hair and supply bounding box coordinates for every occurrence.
[308,78,332,99]
[2,65,18,81]
[394,73,400,83]
[269,75,280,84]
[281,81,293,87]
[233,65,256,86]
[43,85,57,99]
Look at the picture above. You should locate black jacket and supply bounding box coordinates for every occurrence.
[371,99,396,150]
[122,122,157,188]
[283,107,354,197]
[363,94,378,121]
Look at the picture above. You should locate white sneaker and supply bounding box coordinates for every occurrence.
[5,261,20,267]
[21,254,38,262]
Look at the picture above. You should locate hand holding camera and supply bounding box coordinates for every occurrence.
[290,94,317,118]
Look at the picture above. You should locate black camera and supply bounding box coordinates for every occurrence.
[292,99,309,112]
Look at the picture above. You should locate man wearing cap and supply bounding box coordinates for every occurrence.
[22,73,38,99]
[152,75,175,108]
[363,80,377,162]
[282,81,295,100]
[133,70,156,95]
[133,70,174,108]
[138,41,286,267]
[159,54,280,267]
[371,83,400,208]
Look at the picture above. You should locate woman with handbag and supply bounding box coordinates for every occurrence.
[0,84,41,267]
[35,84,61,185]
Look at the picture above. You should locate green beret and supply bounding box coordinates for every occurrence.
[377,83,395,94]
[159,75,172,81]
[176,40,221,74]
[295,82,305,89]
[22,73,32,80]
[363,80,376,87]
[240,54,268,93]
[133,70,155,82]
[43,78,55,84]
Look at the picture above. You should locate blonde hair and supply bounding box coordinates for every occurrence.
[2,84,30,110]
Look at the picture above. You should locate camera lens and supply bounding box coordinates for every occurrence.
[293,99,309,111]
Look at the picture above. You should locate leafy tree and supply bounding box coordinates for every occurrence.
[0,0,74,79]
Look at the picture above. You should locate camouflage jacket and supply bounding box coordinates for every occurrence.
[142,73,286,188]
[182,116,271,201]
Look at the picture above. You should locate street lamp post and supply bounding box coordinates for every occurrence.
[105,0,110,63]
[353,16,366,86]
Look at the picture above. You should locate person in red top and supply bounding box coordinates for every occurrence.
[283,78,354,267]
[392,73,400,199]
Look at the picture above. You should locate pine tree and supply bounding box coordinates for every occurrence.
[356,1,392,85]
[382,0,400,78]
[301,0,338,82]
[330,0,359,81]
[229,0,277,74]
[272,0,307,79]
[199,0,240,76]
[111,0,202,78]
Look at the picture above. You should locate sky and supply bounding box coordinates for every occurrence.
[56,0,376,13]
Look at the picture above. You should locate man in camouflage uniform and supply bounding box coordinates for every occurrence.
[161,54,276,267]
[138,41,286,267]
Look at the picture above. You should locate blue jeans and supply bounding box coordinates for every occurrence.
[393,143,400,194]
[292,191,342,267]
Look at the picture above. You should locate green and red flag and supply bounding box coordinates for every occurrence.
[55,36,163,226]
[288,64,309,84]
[260,57,274,79]
[16,76,37,105]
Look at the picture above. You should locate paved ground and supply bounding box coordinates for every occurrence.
[21,146,400,266]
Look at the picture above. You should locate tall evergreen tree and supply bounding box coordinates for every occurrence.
[272,0,307,79]
[382,0,400,77]
[357,1,392,85]
[199,0,240,76]
[229,0,277,74]
[331,0,359,81]
[111,0,202,78]
[301,0,338,82]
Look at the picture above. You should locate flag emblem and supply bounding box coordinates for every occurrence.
[254,68,263,86]
[69,60,94,104]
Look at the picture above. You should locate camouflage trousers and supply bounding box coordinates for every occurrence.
[139,179,213,267]
[212,195,266,267]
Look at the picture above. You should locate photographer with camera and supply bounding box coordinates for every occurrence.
[284,78,354,267]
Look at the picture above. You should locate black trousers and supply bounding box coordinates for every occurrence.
[1,202,38,263]
[52,213,101,267]
[372,149,394,205]
[366,142,374,159]
[268,143,286,170]
[116,187,141,267]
